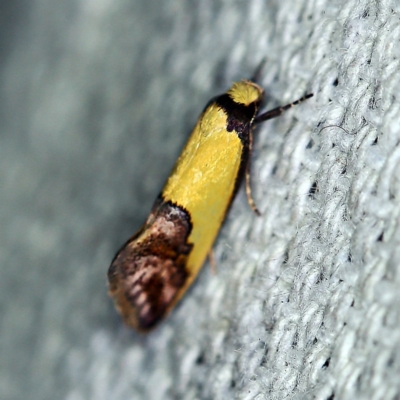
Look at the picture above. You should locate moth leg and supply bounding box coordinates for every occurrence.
[208,249,217,275]
[246,130,261,216]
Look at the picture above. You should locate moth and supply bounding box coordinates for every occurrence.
[108,79,312,332]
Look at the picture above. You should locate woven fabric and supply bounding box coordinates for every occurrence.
[1,0,400,399]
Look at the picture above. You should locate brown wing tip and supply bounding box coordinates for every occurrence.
[107,200,193,332]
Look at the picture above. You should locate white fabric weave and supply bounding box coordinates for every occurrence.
[1,0,400,399]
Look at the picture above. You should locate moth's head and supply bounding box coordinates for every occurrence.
[227,80,263,106]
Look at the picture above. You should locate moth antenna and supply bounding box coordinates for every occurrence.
[254,93,313,124]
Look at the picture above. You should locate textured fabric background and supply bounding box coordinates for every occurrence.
[1,0,400,399]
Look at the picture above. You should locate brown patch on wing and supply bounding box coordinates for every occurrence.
[215,93,258,143]
[108,199,193,332]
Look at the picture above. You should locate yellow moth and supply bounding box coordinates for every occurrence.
[108,79,312,332]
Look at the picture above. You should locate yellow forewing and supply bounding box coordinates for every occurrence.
[162,102,243,290]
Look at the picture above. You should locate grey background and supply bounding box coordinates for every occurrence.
[2,0,400,399]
